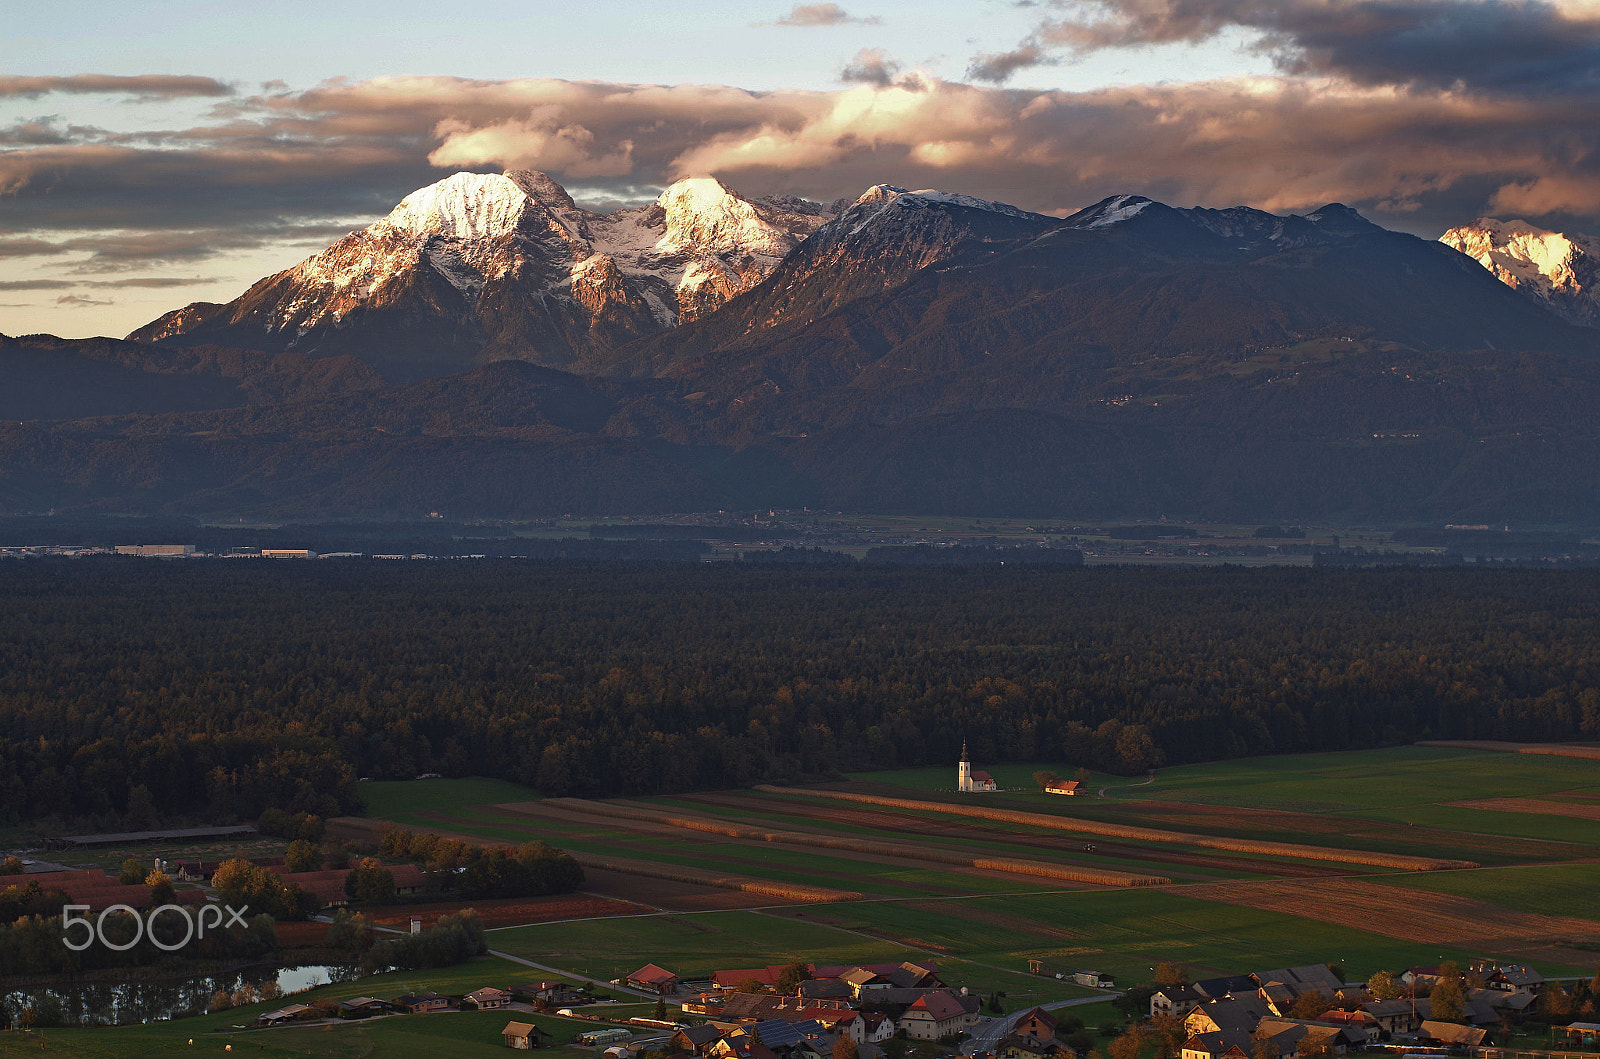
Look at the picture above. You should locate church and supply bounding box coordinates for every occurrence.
[957,742,997,792]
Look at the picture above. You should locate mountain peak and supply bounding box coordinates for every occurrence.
[653,177,795,257]
[374,172,541,242]
[1062,194,1156,229]
[1441,216,1600,326]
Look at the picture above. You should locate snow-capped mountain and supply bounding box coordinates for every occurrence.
[1439,218,1600,327]
[132,171,832,382]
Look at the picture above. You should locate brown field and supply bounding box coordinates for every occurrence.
[683,792,1349,879]
[1176,876,1600,960]
[1418,740,1600,760]
[1450,797,1600,822]
[541,797,1171,887]
[366,894,652,931]
[754,786,1477,871]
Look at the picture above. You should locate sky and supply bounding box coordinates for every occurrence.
[6,0,1600,339]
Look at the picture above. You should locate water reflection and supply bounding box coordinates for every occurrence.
[1,964,362,1026]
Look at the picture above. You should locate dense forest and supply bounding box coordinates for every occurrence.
[2,559,1599,830]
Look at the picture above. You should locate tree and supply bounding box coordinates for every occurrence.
[344,858,396,906]
[1289,991,1331,1020]
[1150,1014,1186,1059]
[1252,1039,1277,1059]
[653,998,667,1020]
[117,858,145,886]
[834,1036,860,1059]
[1109,1023,1148,1059]
[1542,980,1574,1021]
[145,869,175,907]
[1429,965,1468,1024]
[1365,971,1400,1001]
[776,962,813,992]
[1075,767,1092,784]
[1033,770,1060,791]
[285,840,323,873]
[1154,962,1190,987]
[124,784,156,830]
[0,857,22,876]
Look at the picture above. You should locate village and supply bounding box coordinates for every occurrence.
[242,952,1600,1059]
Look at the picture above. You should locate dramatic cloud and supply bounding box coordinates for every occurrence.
[0,75,233,101]
[973,0,1600,93]
[774,3,882,26]
[841,48,905,86]
[6,68,1600,249]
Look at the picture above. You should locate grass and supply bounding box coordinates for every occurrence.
[1349,803,1600,845]
[489,908,912,981]
[1371,863,1600,923]
[1129,746,1600,814]
[825,887,1592,980]
[358,778,541,824]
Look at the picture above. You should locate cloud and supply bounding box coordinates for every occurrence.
[5,69,1600,251]
[0,75,233,101]
[0,280,71,291]
[56,294,114,306]
[774,3,881,26]
[980,0,1600,94]
[841,48,905,86]
[0,277,224,291]
[966,43,1055,83]
[0,239,67,258]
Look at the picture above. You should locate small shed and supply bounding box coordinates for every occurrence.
[504,1020,550,1049]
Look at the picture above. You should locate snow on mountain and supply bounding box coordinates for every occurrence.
[131,170,833,378]
[1440,218,1600,327]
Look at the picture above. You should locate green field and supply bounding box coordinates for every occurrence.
[1372,862,1600,922]
[359,777,542,823]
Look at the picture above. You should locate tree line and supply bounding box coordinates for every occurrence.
[4,560,1600,827]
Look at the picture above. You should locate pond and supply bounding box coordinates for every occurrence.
[1,963,363,1026]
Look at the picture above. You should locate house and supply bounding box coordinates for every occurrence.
[256,1004,316,1026]
[515,981,587,1006]
[466,987,514,1010]
[712,993,856,1027]
[1253,1018,1362,1056]
[1013,1008,1058,1041]
[394,992,454,1013]
[1313,1010,1378,1044]
[673,1024,728,1055]
[995,1033,1071,1059]
[1181,1030,1253,1059]
[1152,985,1204,1018]
[628,963,682,995]
[1477,962,1544,994]
[503,1021,549,1049]
[798,979,854,1001]
[1359,998,1425,1036]
[1184,993,1273,1035]
[1418,1021,1488,1049]
[842,968,890,996]
[1253,967,1344,1000]
[833,1012,895,1044]
[1194,977,1259,1000]
[899,989,980,1041]
[1044,781,1082,796]
[337,997,393,1019]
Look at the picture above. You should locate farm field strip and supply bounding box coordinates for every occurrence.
[1172,876,1600,953]
[1349,803,1600,846]
[671,792,1319,880]
[541,797,1172,887]
[1450,796,1600,821]
[1370,862,1600,922]
[754,785,1476,870]
[483,803,1072,898]
[1418,740,1600,761]
[820,889,1500,981]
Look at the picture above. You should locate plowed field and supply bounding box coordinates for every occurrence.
[367,894,651,930]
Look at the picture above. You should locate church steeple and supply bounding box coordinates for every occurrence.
[958,740,972,792]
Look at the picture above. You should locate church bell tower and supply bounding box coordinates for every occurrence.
[958,740,972,792]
